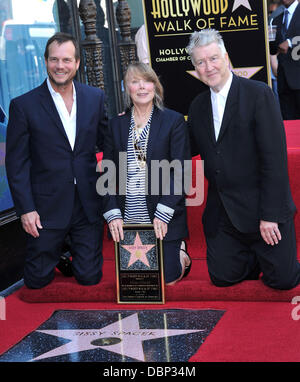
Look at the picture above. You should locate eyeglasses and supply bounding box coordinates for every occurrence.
[195,55,220,68]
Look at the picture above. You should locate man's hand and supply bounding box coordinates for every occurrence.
[21,211,43,238]
[108,218,124,242]
[153,217,168,240]
[278,40,289,54]
[260,220,281,246]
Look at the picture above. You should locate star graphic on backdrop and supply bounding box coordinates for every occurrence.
[121,233,155,268]
[232,0,252,12]
[228,60,263,78]
[187,59,263,81]
[30,313,204,362]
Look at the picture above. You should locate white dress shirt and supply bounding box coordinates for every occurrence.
[210,72,233,140]
[284,0,298,28]
[284,0,298,47]
[47,78,77,150]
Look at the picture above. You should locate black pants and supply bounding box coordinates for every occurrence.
[24,188,104,289]
[163,239,182,283]
[205,206,300,290]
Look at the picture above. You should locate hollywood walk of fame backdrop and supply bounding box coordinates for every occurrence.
[115,225,165,304]
[142,0,271,115]
[0,309,225,362]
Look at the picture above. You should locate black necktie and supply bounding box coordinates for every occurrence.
[281,9,289,40]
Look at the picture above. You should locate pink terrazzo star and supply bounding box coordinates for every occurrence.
[121,232,155,268]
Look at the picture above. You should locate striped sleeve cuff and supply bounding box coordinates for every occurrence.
[103,208,123,223]
[154,203,175,224]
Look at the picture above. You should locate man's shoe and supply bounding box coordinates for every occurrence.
[56,255,73,277]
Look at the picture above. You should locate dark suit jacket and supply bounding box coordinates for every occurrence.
[270,2,300,90]
[188,74,296,235]
[102,106,190,241]
[5,79,107,228]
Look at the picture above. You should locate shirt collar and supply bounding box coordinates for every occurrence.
[210,71,233,100]
[47,78,76,100]
[286,0,298,14]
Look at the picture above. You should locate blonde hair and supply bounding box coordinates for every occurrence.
[123,63,164,110]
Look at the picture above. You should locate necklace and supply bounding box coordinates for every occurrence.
[134,138,146,168]
[133,124,147,168]
[132,106,153,168]
[133,107,151,130]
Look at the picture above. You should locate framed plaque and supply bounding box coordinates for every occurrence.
[115,224,165,304]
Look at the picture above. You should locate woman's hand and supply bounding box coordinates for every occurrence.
[153,217,168,240]
[108,218,124,242]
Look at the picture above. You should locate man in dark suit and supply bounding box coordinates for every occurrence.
[270,0,300,120]
[187,29,300,290]
[5,32,107,289]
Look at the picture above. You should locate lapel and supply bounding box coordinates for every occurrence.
[216,74,239,143]
[277,12,285,42]
[146,106,162,163]
[119,111,131,151]
[74,80,84,150]
[38,80,71,147]
[288,3,300,33]
[198,90,216,146]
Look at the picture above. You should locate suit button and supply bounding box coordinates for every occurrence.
[216,150,221,155]
[215,169,221,174]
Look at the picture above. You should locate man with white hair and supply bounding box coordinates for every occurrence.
[187,29,300,290]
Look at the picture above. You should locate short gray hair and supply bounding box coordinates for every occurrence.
[186,29,227,65]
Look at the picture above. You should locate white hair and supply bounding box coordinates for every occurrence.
[186,29,227,65]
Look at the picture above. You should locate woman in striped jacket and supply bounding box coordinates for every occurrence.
[102,63,191,285]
